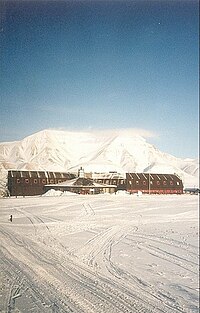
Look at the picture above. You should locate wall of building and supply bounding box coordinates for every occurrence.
[93,173,126,191]
[7,170,76,196]
[126,173,183,194]
[7,170,184,196]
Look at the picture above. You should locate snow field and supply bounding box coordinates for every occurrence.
[0,194,199,313]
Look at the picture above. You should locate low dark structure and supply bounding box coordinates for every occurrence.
[184,187,199,195]
[45,176,117,195]
[126,173,183,194]
[7,170,75,196]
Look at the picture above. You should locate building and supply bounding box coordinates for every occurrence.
[92,172,126,191]
[7,170,76,196]
[44,168,117,195]
[7,169,184,196]
[126,173,183,194]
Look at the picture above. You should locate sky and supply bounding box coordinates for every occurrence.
[0,0,199,159]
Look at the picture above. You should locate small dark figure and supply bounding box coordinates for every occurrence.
[9,215,13,222]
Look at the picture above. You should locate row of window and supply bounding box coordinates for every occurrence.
[16,179,63,184]
[95,179,125,184]
[129,180,180,186]
[15,178,180,186]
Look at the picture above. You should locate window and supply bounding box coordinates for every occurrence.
[163,181,167,185]
[136,181,139,185]
[120,180,124,184]
[25,179,29,184]
[42,179,46,184]
[177,182,180,185]
[58,180,62,183]
[129,180,132,184]
[34,179,37,184]
[170,181,173,186]
[17,179,20,184]
[143,181,146,185]
[157,181,160,185]
[50,179,54,184]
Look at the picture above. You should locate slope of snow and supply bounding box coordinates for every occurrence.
[0,194,199,312]
[0,129,198,188]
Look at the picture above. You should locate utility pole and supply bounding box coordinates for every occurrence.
[149,173,151,195]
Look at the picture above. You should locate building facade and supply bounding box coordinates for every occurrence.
[44,176,117,195]
[126,173,183,194]
[7,170,75,196]
[92,172,126,191]
[7,170,184,196]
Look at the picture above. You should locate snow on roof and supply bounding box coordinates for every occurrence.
[45,177,117,188]
[92,172,125,179]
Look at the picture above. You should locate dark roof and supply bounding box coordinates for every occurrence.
[73,177,94,186]
[8,170,74,179]
[126,173,182,181]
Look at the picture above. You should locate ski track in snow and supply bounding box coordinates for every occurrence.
[0,194,199,313]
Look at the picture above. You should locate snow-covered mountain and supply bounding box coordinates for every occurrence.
[0,129,199,188]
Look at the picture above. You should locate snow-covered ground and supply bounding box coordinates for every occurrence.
[0,193,199,313]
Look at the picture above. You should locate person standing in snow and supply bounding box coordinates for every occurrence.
[9,215,13,222]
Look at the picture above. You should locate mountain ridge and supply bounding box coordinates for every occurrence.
[0,129,198,187]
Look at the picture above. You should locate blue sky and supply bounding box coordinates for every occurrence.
[1,0,199,158]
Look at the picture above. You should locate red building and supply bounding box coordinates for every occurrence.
[126,173,183,194]
[7,170,75,196]
[7,170,184,196]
